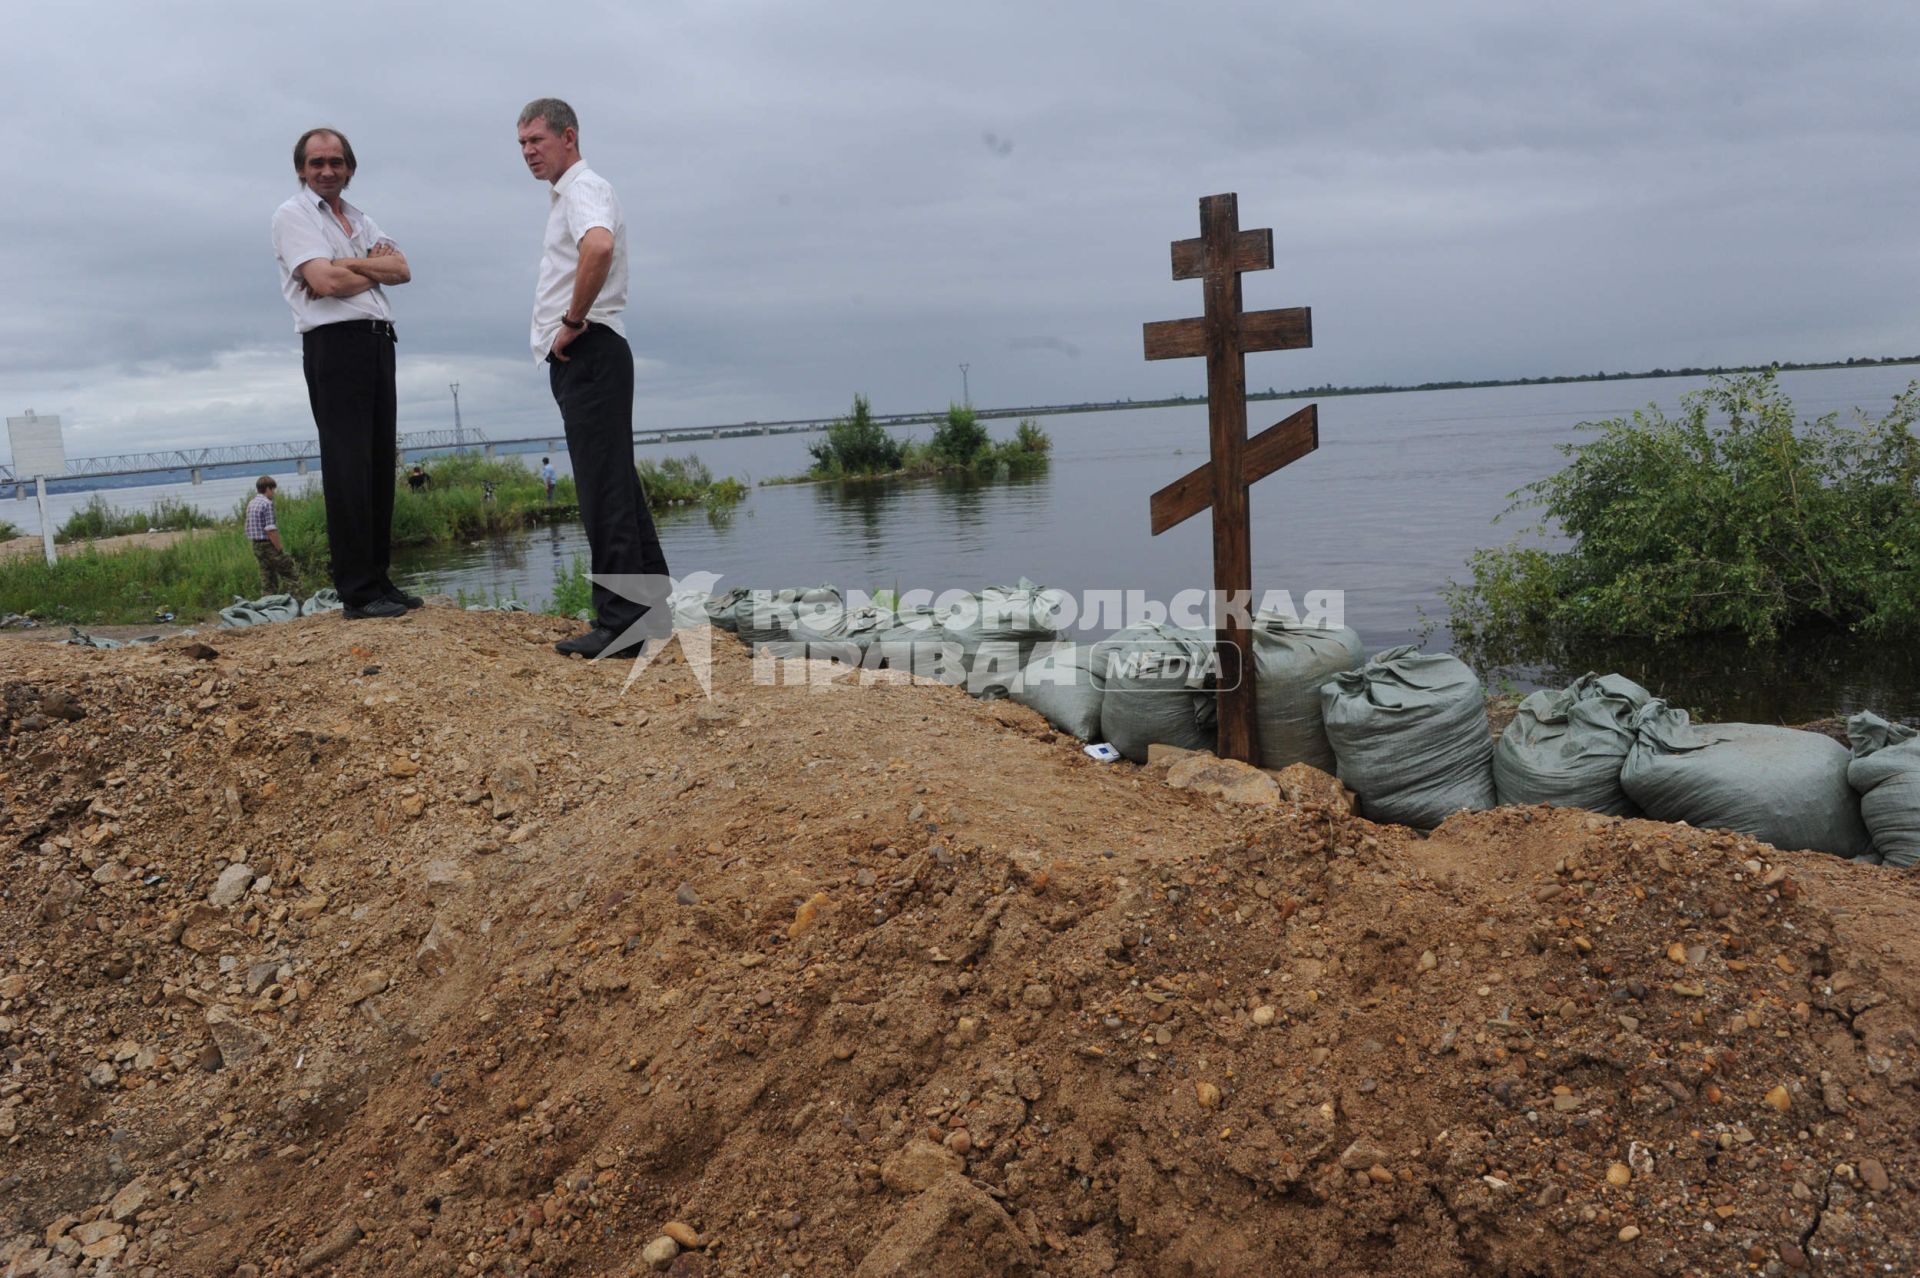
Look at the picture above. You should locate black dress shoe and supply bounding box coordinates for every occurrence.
[343,597,408,620]
[555,626,616,658]
[384,588,424,610]
[556,625,651,659]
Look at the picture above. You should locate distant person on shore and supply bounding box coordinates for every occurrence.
[244,477,302,596]
[271,126,420,620]
[407,463,430,492]
[517,97,670,658]
[540,456,557,501]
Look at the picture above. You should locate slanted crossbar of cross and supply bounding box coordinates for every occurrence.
[1142,193,1320,762]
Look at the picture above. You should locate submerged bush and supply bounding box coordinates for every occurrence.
[807,395,904,477]
[1446,371,1920,651]
[930,404,990,466]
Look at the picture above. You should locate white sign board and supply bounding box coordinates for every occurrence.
[7,413,66,479]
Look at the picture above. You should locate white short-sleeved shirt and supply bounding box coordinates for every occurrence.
[530,161,628,363]
[271,188,395,332]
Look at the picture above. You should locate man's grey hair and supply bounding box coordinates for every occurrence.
[519,98,578,135]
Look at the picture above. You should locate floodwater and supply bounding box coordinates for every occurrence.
[22,365,1920,722]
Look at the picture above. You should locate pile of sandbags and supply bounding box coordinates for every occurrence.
[1621,706,1871,857]
[1847,712,1920,867]
[1322,645,1495,827]
[1494,673,1652,815]
[219,589,343,628]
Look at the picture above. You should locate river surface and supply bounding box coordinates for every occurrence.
[20,366,1919,721]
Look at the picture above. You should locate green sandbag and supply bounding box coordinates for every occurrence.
[1011,642,1104,740]
[725,585,841,648]
[1322,645,1495,827]
[703,587,751,632]
[1095,623,1218,762]
[219,593,303,627]
[1494,673,1652,815]
[785,603,903,666]
[1847,712,1920,868]
[1250,613,1364,773]
[668,589,713,630]
[938,579,1068,698]
[1621,706,1871,857]
[871,607,957,680]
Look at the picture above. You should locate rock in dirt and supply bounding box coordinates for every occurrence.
[205,1005,271,1067]
[1269,761,1356,812]
[207,863,255,908]
[489,757,538,818]
[642,1235,681,1270]
[880,1140,966,1193]
[415,921,460,977]
[854,1173,1034,1278]
[1165,755,1280,806]
[1338,1137,1390,1171]
[294,1220,363,1272]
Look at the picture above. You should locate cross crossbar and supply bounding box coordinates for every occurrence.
[1141,307,1312,361]
[1170,228,1273,280]
[1149,405,1318,535]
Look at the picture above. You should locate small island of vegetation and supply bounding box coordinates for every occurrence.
[769,396,1052,485]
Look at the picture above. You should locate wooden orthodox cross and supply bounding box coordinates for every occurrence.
[1143,193,1320,763]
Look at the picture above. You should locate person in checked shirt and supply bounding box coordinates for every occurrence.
[243,476,302,597]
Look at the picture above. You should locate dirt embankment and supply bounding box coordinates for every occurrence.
[0,608,1916,1278]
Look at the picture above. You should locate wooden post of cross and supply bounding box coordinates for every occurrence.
[1142,192,1319,763]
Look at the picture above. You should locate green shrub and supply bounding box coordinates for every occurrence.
[930,404,990,465]
[1446,371,1920,653]
[55,495,218,543]
[807,395,904,476]
[1014,418,1052,454]
[548,555,592,617]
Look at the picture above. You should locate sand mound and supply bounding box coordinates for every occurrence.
[1,608,1915,1277]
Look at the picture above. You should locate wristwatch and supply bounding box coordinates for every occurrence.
[560,313,586,331]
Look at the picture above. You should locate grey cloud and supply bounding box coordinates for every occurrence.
[2,0,1916,457]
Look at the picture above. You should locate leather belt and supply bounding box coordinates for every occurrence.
[312,318,396,341]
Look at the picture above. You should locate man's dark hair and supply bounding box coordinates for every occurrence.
[294,127,356,176]
[542,456,550,464]
[255,476,277,493]
[518,98,578,136]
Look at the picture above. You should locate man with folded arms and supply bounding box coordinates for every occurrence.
[271,127,419,619]
[517,97,671,657]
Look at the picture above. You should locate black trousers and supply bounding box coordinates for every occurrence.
[302,320,397,606]
[548,325,671,632]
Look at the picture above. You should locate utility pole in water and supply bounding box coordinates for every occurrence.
[450,382,464,448]
[959,363,971,407]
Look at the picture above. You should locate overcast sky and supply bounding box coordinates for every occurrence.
[4,0,1917,460]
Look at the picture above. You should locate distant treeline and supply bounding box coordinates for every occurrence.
[1243,354,1920,402]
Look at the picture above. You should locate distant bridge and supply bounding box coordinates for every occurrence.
[2,398,1182,490]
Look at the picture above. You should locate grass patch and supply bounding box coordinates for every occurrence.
[0,533,264,626]
[0,451,745,626]
[56,495,220,544]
